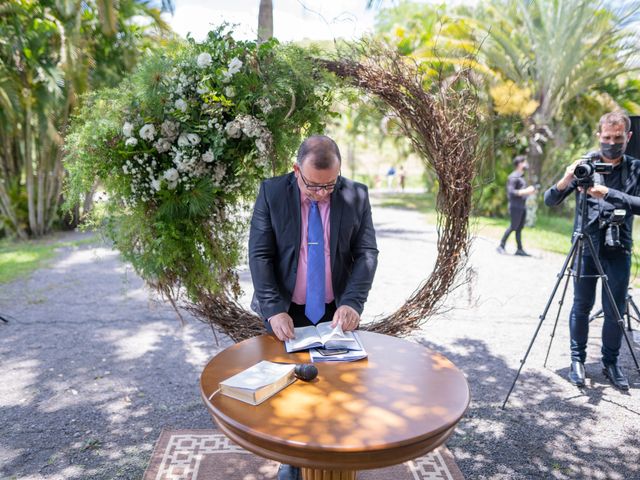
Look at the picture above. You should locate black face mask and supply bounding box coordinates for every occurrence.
[600,142,625,160]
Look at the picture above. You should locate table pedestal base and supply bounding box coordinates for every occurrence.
[301,468,357,480]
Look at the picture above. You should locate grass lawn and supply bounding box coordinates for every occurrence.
[0,234,98,284]
[376,192,640,282]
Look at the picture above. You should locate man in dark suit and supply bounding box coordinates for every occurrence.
[249,135,378,342]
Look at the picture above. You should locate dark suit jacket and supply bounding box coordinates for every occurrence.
[249,172,378,321]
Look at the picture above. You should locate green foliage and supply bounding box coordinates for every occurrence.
[0,0,173,237]
[65,28,335,300]
[373,0,640,217]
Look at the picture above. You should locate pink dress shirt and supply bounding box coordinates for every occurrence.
[291,195,334,305]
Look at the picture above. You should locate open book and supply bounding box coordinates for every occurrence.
[218,360,296,405]
[309,331,368,362]
[285,323,358,353]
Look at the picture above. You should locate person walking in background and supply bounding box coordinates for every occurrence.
[386,165,396,190]
[399,165,406,191]
[497,155,536,256]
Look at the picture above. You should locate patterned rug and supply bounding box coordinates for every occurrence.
[143,430,465,480]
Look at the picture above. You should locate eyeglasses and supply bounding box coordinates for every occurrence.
[298,169,340,192]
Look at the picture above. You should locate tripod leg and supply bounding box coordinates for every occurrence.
[502,236,581,409]
[627,294,640,331]
[588,308,604,323]
[543,271,572,368]
[583,236,640,372]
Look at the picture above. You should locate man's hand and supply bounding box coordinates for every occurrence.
[331,305,360,331]
[520,185,536,196]
[557,160,581,191]
[269,313,295,341]
[587,185,609,199]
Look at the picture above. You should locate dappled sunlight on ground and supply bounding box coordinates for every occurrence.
[0,358,39,407]
[53,247,119,269]
[104,322,169,361]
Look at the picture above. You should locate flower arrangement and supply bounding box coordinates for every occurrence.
[65,27,335,304]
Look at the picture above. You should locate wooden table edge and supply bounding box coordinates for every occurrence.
[200,383,470,471]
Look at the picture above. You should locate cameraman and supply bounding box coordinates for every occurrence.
[544,111,637,391]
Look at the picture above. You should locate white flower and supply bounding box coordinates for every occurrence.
[196,84,207,94]
[212,164,226,184]
[154,138,172,153]
[151,178,161,191]
[186,133,200,145]
[161,120,180,140]
[196,52,212,68]
[228,57,243,75]
[224,120,242,138]
[174,98,188,112]
[256,97,273,114]
[255,138,268,153]
[222,57,243,82]
[163,168,179,182]
[177,133,190,147]
[201,149,214,163]
[139,124,156,142]
[122,165,129,174]
[122,122,134,138]
[163,168,179,190]
[224,86,235,98]
[125,137,138,147]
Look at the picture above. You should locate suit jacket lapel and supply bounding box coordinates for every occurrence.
[287,173,302,263]
[330,180,344,270]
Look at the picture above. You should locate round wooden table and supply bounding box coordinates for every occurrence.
[200,331,470,480]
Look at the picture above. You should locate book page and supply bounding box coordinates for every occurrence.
[310,332,367,362]
[316,323,357,349]
[284,325,323,352]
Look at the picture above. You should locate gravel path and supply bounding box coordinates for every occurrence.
[1,197,639,480]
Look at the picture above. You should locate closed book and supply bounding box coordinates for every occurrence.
[219,360,297,405]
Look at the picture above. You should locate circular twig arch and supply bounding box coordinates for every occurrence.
[189,43,480,341]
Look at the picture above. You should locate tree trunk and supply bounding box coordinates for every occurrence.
[24,95,37,235]
[36,139,47,236]
[45,144,65,232]
[257,0,273,43]
[0,179,27,239]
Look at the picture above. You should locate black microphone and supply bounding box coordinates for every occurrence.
[294,363,318,382]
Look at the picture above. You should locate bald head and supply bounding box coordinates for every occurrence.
[296,135,342,169]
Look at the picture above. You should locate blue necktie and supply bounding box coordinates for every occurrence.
[305,201,325,324]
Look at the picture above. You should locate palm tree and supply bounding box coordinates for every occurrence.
[258,0,273,43]
[459,0,640,181]
[0,0,173,238]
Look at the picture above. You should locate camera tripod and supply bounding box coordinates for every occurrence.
[502,186,640,408]
[589,289,640,332]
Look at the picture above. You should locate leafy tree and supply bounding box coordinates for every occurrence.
[0,0,172,238]
[458,0,640,182]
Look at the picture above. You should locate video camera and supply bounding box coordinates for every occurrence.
[574,152,613,186]
[599,209,627,250]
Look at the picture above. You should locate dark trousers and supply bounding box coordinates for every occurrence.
[288,301,337,328]
[570,252,630,366]
[500,207,526,249]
